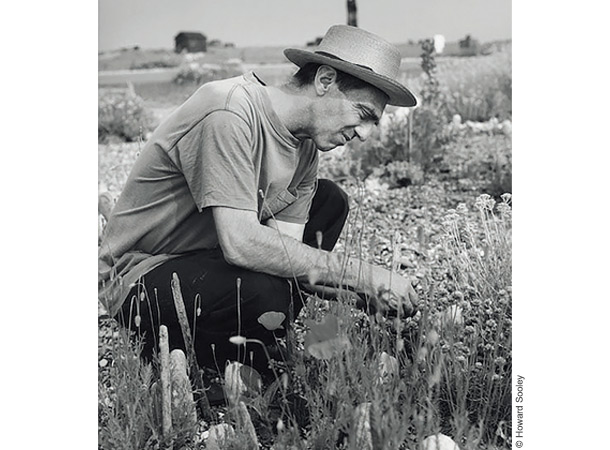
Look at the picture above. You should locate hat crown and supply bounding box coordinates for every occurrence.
[315,25,401,79]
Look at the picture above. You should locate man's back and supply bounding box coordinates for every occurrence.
[99,72,318,316]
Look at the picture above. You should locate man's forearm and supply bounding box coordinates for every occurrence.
[214,208,374,294]
[214,207,418,313]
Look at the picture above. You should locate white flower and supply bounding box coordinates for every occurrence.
[441,305,464,326]
[423,433,460,450]
[229,335,247,345]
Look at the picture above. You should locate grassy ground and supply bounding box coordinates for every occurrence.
[98,49,512,449]
[98,139,512,450]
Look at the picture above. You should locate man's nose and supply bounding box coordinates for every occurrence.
[354,122,375,141]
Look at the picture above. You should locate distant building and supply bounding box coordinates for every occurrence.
[174,32,207,53]
[433,34,445,54]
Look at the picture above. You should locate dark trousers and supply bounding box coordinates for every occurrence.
[117,179,349,372]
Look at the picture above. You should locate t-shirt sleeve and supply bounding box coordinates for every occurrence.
[171,110,258,213]
[273,146,319,224]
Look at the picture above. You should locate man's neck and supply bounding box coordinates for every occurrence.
[264,85,313,140]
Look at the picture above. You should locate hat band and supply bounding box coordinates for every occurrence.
[314,51,375,73]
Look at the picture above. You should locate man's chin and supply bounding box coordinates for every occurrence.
[316,141,341,152]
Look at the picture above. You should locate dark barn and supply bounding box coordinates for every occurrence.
[174,32,207,53]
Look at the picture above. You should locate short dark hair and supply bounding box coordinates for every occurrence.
[290,62,381,95]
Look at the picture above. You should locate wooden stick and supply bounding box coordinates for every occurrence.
[159,325,173,442]
[170,349,197,430]
[171,273,194,353]
[170,272,214,421]
[236,401,259,450]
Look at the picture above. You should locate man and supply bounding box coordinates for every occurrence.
[99,25,419,372]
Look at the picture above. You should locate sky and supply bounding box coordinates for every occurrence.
[98,0,511,51]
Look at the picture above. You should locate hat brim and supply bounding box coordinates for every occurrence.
[284,48,418,107]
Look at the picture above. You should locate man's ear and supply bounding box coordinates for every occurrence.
[314,65,338,96]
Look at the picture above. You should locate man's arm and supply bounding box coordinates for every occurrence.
[213,206,418,314]
[264,218,305,242]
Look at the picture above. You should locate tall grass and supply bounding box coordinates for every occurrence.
[98,324,164,450]
[272,191,513,449]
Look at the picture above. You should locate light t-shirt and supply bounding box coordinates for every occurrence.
[99,72,319,316]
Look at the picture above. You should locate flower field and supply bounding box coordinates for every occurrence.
[98,46,512,449]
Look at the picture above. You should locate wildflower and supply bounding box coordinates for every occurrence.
[229,335,247,345]
[494,356,507,366]
[452,290,464,301]
[417,347,428,362]
[475,194,495,211]
[428,364,442,388]
[441,305,464,327]
[257,311,286,331]
[397,338,405,352]
[426,329,440,346]
[485,319,498,329]
[422,433,460,450]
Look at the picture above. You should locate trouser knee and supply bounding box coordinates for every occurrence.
[304,179,349,250]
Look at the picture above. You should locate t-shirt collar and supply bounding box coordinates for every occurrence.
[246,71,301,148]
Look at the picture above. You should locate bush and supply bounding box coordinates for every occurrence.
[98,89,153,143]
[432,194,512,444]
[371,160,425,188]
[173,59,244,85]
[439,131,512,196]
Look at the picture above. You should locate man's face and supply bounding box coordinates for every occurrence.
[309,83,388,151]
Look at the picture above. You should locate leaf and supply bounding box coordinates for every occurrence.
[224,361,262,406]
[238,364,263,396]
[304,314,351,360]
[257,311,286,331]
[351,402,372,449]
[378,351,398,383]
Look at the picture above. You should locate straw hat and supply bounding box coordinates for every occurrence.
[284,25,417,107]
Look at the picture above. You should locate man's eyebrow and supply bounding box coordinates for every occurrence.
[356,103,381,123]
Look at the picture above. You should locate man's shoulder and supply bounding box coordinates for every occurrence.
[195,72,262,108]
[151,74,260,141]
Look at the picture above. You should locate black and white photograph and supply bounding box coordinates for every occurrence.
[96,1,513,449]
[7,1,610,449]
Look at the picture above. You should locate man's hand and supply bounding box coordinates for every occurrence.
[362,265,419,317]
